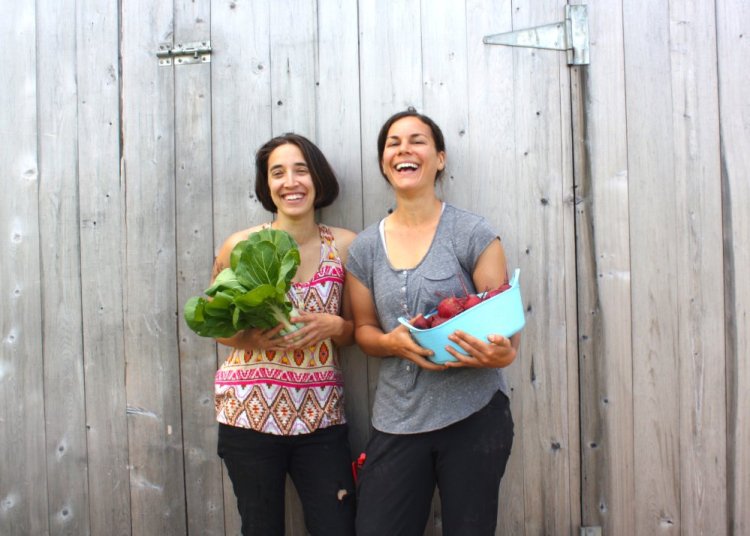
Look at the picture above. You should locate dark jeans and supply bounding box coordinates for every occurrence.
[218,423,355,536]
[355,390,514,536]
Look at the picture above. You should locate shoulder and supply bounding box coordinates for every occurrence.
[442,203,494,236]
[221,224,264,251]
[216,224,265,261]
[326,226,358,263]
[345,221,382,278]
[443,203,485,226]
[327,226,358,250]
[349,221,381,254]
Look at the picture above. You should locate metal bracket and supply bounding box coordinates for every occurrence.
[157,41,212,66]
[483,5,589,65]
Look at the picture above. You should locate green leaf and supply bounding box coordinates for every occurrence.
[183,228,301,338]
[229,240,248,271]
[278,248,300,287]
[205,268,246,296]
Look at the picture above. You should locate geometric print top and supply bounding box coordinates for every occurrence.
[214,224,347,435]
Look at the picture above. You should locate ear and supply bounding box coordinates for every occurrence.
[437,151,446,171]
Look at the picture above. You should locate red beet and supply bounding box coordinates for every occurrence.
[429,315,450,327]
[462,294,482,310]
[412,316,431,329]
[437,296,464,319]
[485,283,511,299]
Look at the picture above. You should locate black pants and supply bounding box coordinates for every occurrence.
[355,390,514,536]
[218,423,355,536]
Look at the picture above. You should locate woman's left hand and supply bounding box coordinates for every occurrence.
[281,312,345,349]
[443,331,516,368]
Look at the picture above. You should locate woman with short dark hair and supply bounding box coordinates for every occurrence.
[212,133,357,536]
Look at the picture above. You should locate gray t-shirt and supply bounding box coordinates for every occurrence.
[347,203,510,434]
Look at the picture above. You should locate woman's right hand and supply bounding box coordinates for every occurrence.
[221,324,286,353]
[383,322,446,371]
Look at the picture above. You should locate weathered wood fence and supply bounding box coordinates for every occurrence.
[1,0,748,534]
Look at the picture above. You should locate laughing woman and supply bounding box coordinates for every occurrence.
[346,110,520,536]
[212,134,357,536]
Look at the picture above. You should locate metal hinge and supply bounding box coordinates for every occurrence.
[157,41,212,66]
[483,4,589,65]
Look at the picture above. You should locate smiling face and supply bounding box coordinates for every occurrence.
[267,143,316,218]
[380,116,446,193]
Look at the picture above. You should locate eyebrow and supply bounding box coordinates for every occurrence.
[387,132,429,141]
[269,161,308,170]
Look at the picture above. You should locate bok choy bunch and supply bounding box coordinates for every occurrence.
[184,228,302,338]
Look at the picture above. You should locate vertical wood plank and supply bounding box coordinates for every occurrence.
[37,0,89,533]
[465,3,527,532]
[0,1,48,534]
[716,0,750,534]
[173,1,225,535]
[76,0,132,533]
[120,1,187,533]
[510,1,575,533]
[316,0,369,457]
[210,1,273,532]
[211,0,272,242]
[270,0,317,138]
[623,0,681,532]
[669,1,727,534]
[574,0,635,534]
[421,0,471,210]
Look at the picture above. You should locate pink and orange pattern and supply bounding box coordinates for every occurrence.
[214,224,347,435]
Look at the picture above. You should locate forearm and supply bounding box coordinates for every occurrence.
[354,324,393,357]
[215,331,246,349]
[331,318,355,348]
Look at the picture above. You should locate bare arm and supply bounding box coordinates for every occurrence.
[444,238,520,368]
[211,228,287,351]
[346,272,445,371]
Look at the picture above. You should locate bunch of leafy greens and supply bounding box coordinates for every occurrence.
[184,229,302,338]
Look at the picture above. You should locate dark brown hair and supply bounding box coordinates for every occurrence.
[254,133,340,213]
[376,109,447,182]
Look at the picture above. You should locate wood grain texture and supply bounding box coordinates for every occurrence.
[120,0,186,533]
[37,0,89,533]
[670,1,727,533]
[624,0,681,532]
[0,1,48,534]
[173,0,226,534]
[270,0,317,138]
[509,1,575,534]
[76,0,132,533]
[575,1,635,534]
[717,1,750,534]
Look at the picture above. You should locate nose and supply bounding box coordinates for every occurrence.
[283,170,297,186]
[396,141,411,154]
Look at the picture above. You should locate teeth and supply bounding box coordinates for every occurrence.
[285,194,304,201]
[396,162,419,171]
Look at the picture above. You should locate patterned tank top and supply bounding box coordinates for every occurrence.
[214,224,346,435]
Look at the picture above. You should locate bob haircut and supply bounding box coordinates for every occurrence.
[254,133,340,213]
[376,109,447,182]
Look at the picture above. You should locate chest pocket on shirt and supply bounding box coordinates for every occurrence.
[415,264,462,314]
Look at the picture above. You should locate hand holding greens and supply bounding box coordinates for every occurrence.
[184,229,302,338]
